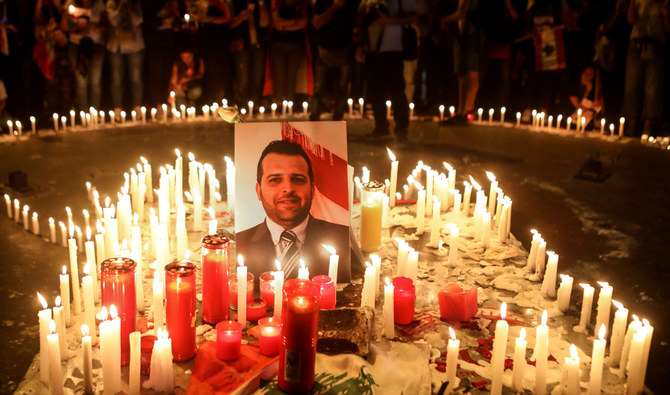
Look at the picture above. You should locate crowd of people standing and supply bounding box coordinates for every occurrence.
[0,0,668,138]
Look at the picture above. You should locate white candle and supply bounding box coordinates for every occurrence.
[52,113,59,131]
[361,262,375,308]
[99,306,122,394]
[386,100,392,119]
[481,211,491,249]
[323,245,339,290]
[13,199,19,222]
[193,193,203,231]
[225,156,235,216]
[626,329,646,393]
[619,117,625,137]
[153,270,164,330]
[488,108,494,123]
[445,327,460,391]
[595,281,613,336]
[208,208,217,235]
[298,259,309,280]
[348,98,353,117]
[512,327,527,392]
[516,112,521,126]
[302,101,308,116]
[52,297,66,358]
[429,197,441,247]
[447,224,459,267]
[526,230,541,272]
[47,320,64,395]
[95,223,105,273]
[30,116,36,134]
[415,187,426,234]
[68,230,82,315]
[273,260,284,319]
[462,182,472,215]
[409,102,414,119]
[382,194,390,228]
[3,194,10,218]
[567,117,572,131]
[535,310,549,395]
[486,171,498,215]
[609,300,629,367]
[81,325,93,394]
[406,250,418,285]
[477,108,483,122]
[22,205,29,231]
[638,319,654,389]
[82,263,97,345]
[129,331,141,395]
[589,324,607,395]
[31,211,39,235]
[37,293,51,384]
[383,278,394,338]
[271,103,277,117]
[370,254,381,300]
[490,302,508,395]
[547,115,553,129]
[237,255,247,328]
[59,221,67,247]
[439,105,445,121]
[620,316,642,374]
[541,251,558,298]
[449,105,455,117]
[563,344,580,394]
[579,283,595,330]
[388,148,398,207]
[557,274,573,312]
[535,240,547,277]
[358,98,364,116]
[500,107,506,123]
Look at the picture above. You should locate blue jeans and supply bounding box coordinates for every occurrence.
[623,41,665,121]
[69,43,106,110]
[232,45,265,104]
[108,50,144,109]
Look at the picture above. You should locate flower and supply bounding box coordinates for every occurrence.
[217,107,243,123]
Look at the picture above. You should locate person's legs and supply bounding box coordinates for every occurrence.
[232,49,250,104]
[69,43,88,110]
[283,41,304,102]
[332,62,350,121]
[88,46,106,109]
[108,51,124,109]
[127,50,145,109]
[623,43,643,120]
[642,46,665,123]
[310,52,329,120]
[270,41,287,100]
[456,73,466,114]
[248,45,265,103]
[366,51,390,134]
[387,52,409,136]
[463,71,479,114]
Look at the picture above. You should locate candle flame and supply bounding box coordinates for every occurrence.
[443,162,454,172]
[322,244,336,255]
[396,192,402,199]
[59,221,65,230]
[55,295,61,307]
[432,195,439,203]
[489,108,494,115]
[81,324,89,337]
[275,260,282,272]
[500,302,507,320]
[632,314,639,323]
[300,259,306,270]
[449,327,456,340]
[50,319,56,334]
[469,176,481,191]
[209,208,215,219]
[579,283,592,290]
[463,180,470,188]
[365,261,372,270]
[597,281,609,288]
[184,249,191,260]
[37,292,49,309]
[65,206,71,215]
[520,327,526,341]
[546,251,555,257]
[386,147,397,162]
[531,229,538,235]
[612,300,624,310]
[62,265,67,275]
[569,344,578,360]
[486,171,496,182]
[184,191,192,201]
[85,226,91,241]
[105,196,111,208]
[110,304,118,319]
[598,324,606,340]
[559,274,571,283]
[175,148,181,158]
[23,205,29,212]
[542,310,547,326]
[237,254,245,267]
[83,262,90,276]
[96,219,103,234]
[385,277,391,287]
[642,318,651,327]
[154,269,160,284]
[100,306,108,320]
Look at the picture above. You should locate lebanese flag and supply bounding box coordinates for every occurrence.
[280,122,348,225]
[533,26,566,71]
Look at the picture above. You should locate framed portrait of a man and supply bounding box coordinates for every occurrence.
[234,122,350,286]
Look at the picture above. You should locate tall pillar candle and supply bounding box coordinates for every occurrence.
[445,327,460,392]
[37,292,51,384]
[526,230,541,272]
[563,344,580,394]
[47,320,64,395]
[82,264,97,345]
[609,300,629,367]
[388,148,398,207]
[541,252,558,298]
[273,261,284,319]
[447,224,459,267]
[512,328,527,393]
[579,283,595,330]
[620,316,642,374]
[153,270,165,331]
[99,306,122,394]
[81,325,93,394]
[589,324,607,395]
[52,297,66,358]
[429,197,441,247]
[535,310,549,395]
[237,255,247,328]
[487,172,498,215]
[490,302,509,395]
[360,181,384,252]
[557,274,573,313]
[383,277,394,339]
[165,260,197,361]
[323,245,339,290]
[201,235,231,324]
[68,234,82,315]
[595,282,613,336]
[59,266,71,327]
[415,187,426,235]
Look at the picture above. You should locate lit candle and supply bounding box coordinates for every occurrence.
[439,104,445,121]
[619,117,625,137]
[37,292,51,384]
[271,103,277,117]
[383,277,394,338]
[358,98,364,116]
[620,315,642,374]
[15,120,22,135]
[273,260,284,319]
[47,320,63,395]
[415,185,426,234]
[360,181,384,252]
[557,114,563,129]
[99,306,122,394]
[81,324,93,394]
[595,281,613,336]
[208,207,217,235]
[563,344,580,394]
[638,319,654,388]
[82,263,97,345]
[541,251,558,298]
[323,244,339,290]
[589,324,607,395]
[13,198,19,222]
[52,113,59,131]
[449,105,455,117]
[30,116,36,134]
[626,328,646,393]
[516,111,521,126]
[52,297,66,358]
[217,320,242,360]
[500,107,506,123]
[526,230,541,272]
[490,302,509,395]
[557,274,573,312]
[95,220,105,272]
[388,148,398,207]
[445,327,460,391]
[153,270,164,331]
[609,300,629,367]
[429,196,441,247]
[68,226,82,315]
[392,276,415,324]
[386,100,392,119]
[59,221,67,247]
[567,117,572,131]
[547,115,553,129]
[488,108,494,123]
[579,283,595,330]
[301,101,307,116]
[481,211,491,249]
[409,102,414,119]
[477,108,483,122]
[22,205,29,231]
[237,255,247,328]
[258,317,282,356]
[298,259,309,281]
[108,110,115,126]
[151,107,157,121]
[165,260,197,361]
[609,123,615,136]
[347,98,353,117]
[129,331,141,395]
[281,100,287,116]
[535,310,549,395]
[512,327,527,392]
[193,192,203,231]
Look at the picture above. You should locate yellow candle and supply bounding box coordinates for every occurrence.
[360,181,384,252]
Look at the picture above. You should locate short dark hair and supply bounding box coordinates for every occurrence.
[256,140,313,184]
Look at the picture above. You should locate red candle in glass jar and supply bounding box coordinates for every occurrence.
[216,320,242,361]
[392,276,415,325]
[165,260,197,361]
[279,279,320,393]
[438,283,478,322]
[100,257,136,366]
[259,271,275,309]
[258,316,282,356]
[201,234,230,324]
[247,298,267,322]
[229,272,254,308]
[140,335,157,375]
[311,275,336,310]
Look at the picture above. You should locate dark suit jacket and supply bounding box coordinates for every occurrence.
[235,215,351,287]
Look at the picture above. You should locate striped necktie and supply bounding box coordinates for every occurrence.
[280,230,300,278]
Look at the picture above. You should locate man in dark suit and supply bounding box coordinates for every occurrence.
[236,140,351,286]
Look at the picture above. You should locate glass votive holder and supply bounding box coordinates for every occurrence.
[200,234,230,324]
[258,316,282,356]
[259,271,275,309]
[247,298,267,322]
[140,335,157,376]
[392,276,415,325]
[311,275,336,309]
[438,283,478,322]
[216,320,242,361]
[229,271,254,309]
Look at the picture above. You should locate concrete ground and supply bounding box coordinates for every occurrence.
[0,117,668,393]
